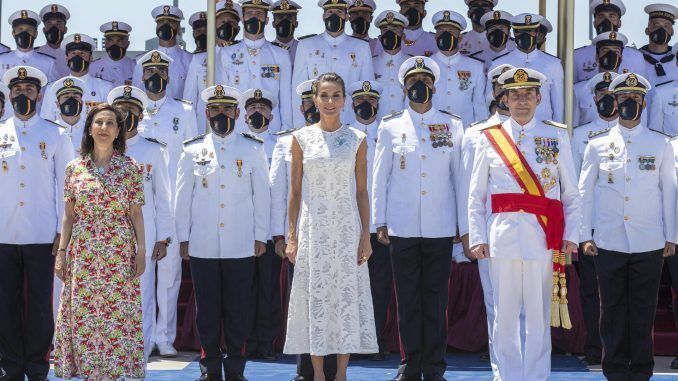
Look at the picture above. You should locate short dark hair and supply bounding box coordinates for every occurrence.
[313,72,346,97]
[80,103,127,157]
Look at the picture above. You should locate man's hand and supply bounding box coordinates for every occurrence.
[470,244,489,260]
[152,241,168,261]
[179,242,190,261]
[274,239,286,259]
[582,240,598,256]
[561,240,577,254]
[663,242,675,258]
[52,234,61,256]
[254,241,266,257]
[376,226,390,245]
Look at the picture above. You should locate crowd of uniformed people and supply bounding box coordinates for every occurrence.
[0,0,677,380]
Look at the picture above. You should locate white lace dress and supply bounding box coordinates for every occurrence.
[284,124,378,356]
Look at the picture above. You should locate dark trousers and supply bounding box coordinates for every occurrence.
[579,249,602,358]
[287,261,337,380]
[247,241,282,355]
[666,255,678,354]
[595,248,663,381]
[0,244,54,380]
[191,256,255,378]
[390,236,452,379]
[367,233,392,354]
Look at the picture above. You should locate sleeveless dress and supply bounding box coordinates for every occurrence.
[284,124,378,356]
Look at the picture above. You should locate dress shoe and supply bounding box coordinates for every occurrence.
[368,352,386,361]
[671,357,678,369]
[479,351,490,362]
[27,377,49,381]
[226,375,248,381]
[290,376,306,381]
[391,375,420,381]
[583,354,601,366]
[259,350,278,361]
[423,376,446,381]
[156,341,178,358]
[196,374,223,381]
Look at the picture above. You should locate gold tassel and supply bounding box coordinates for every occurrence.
[559,252,572,329]
[550,250,561,328]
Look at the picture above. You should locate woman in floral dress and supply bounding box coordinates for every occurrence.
[53,104,147,380]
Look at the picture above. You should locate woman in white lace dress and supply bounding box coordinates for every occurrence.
[284,73,378,381]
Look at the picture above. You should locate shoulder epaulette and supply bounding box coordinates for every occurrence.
[439,110,461,120]
[183,134,206,145]
[574,45,586,52]
[272,127,298,136]
[271,41,289,51]
[479,122,502,131]
[543,120,568,129]
[383,110,404,121]
[650,129,671,138]
[0,51,10,56]
[542,50,558,59]
[349,35,367,41]
[298,34,316,40]
[91,57,102,62]
[0,42,8,50]
[242,132,264,143]
[468,53,484,63]
[491,51,510,61]
[174,98,193,105]
[46,119,66,129]
[469,118,489,128]
[144,137,167,147]
[656,80,674,87]
[588,128,610,139]
[36,51,55,59]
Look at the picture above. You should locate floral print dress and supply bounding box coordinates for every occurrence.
[54,151,145,380]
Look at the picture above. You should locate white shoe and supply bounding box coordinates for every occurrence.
[156,342,178,358]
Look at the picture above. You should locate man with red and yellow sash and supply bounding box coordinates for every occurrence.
[467,67,581,381]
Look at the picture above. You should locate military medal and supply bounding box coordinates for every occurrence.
[236,159,243,177]
[145,164,153,181]
[400,155,406,170]
[2,161,7,172]
[173,117,179,132]
[202,178,208,188]
[39,141,47,160]
[351,52,357,67]
[457,71,471,91]
[638,156,656,171]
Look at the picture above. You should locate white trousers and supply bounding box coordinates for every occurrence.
[489,257,552,381]
[141,256,158,361]
[154,238,181,345]
[478,258,500,379]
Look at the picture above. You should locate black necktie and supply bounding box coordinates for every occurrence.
[643,53,675,77]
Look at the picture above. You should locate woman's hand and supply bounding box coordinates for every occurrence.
[132,247,146,280]
[357,234,372,266]
[285,240,298,264]
[54,251,66,281]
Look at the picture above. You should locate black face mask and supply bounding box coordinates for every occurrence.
[436,31,458,52]
[144,73,167,94]
[106,44,126,60]
[407,80,432,104]
[244,17,264,35]
[217,23,238,41]
[354,101,377,120]
[351,17,369,35]
[324,14,345,33]
[124,112,140,132]
[650,27,671,45]
[618,98,643,121]
[303,105,320,124]
[210,113,235,135]
[595,18,618,35]
[487,29,509,49]
[14,31,34,49]
[515,32,535,51]
[59,97,82,117]
[12,94,36,116]
[156,23,176,41]
[247,112,270,132]
[275,19,294,39]
[44,26,63,45]
[469,6,486,26]
[67,55,89,73]
[599,50,621,71]
[596,94,617,118]
[195,34,207,51]
[380,30,401,51]
[404,8,423,28]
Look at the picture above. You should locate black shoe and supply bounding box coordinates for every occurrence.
[259,350,278,361]
[423,376,446,381]
[583,354,601,366]
[391,375,420,381]
[479,351,490,362]
[368,352,386,361]
[27,377,49,381]
[290,376,306,381]
[671,357,678,370]
[196,374,223,381]
[226,375,248,381]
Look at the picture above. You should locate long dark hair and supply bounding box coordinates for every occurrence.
[80,103,127,157]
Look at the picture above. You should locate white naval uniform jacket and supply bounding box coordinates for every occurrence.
[55,115,86,157]
[275,37,299,65]
[138,96,199,198]
[40,73,113,121]
[649,80,678,137]
[431,51,488,129]
[573,44,647,83]
[372,106,466,238]
[579,123,677,253]
[217,38,292,135]
[402,27,438,57]
[126,134,174,248]
[355,120,378,234]
[133,45,192,99]
[475,41,516,73]
[460,29,489,57]
[90,54,136,87]
[0,49,59,82]
[639,46,678,87]
[571,116,618,175]
[489,49,564,122]
[0,115,74,244]
[35,44,69,78]
[291,31,374,127]
[468,118,581,260]
[175,132,270,259]
[372,49,409,121]
[269,129,296,239]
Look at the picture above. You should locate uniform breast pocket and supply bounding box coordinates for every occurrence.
[231,162,252,196]
[193,162,216,177]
